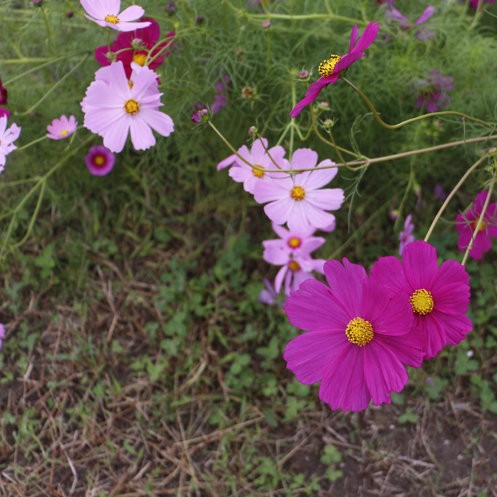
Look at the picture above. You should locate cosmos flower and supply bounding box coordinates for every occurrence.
[414,70,454,113]
[284,258,422,412]
[253,147,344,232]
[94,17,175,78]
[259,278,280,305]
[0,324,5,349]
[263,224,326,295]
[85,145,115,176]
[385,5,436,40]
[370,241,472,360]
[0,115,21,173]
[80,0,151,32]
[46,115,78,140]
[399,214,415,255]
[217,138,289,194]
[290,22,380,118]
[456,190,497,260]
[81,61,174,153]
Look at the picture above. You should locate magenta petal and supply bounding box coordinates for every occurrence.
[319,346,370,412]
[290,78,332,118]
[415,6,436,26]
[402,241,438,289]
[377,332,424,368]
[434,311,472,346]
[417,315,446,359]
[351,22,380,53]
[323,259,366,316]
[284,331,349,384]
[364,340,408,406]
[284,278,350,332]
[431,260,470,315]
[349,24,359,51]
[370,256,407,296]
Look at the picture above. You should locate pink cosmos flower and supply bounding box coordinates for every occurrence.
[259,278,280,305]
[85,145,115,176]
[370,241,472,360]
[399,214,415,255]
[253,148,344,232]
[0,324,5,349]
[46,114,78,140]
[414,70,454,113]
[81,61,174,153]
[456,190,497,260]
[94,17,175,78]
[284,258,423,412]
[290,22,380,118]
[80,0,151,32]
[263,224,326,295]
[0,115,21,173]
[469,0,495,8]
[218,138,288,194]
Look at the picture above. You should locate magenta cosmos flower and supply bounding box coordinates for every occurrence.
[290,22,379,118]
[85,145,115,176]
[263,224,325,295]
[0,108,10,119]
[0,115,21,173]
[414,70,454,113]
[386,5,435,40]
[46,114,78,140]
[81,61,174,153]
[371,241,472,360]
[0,80,7,105]
[217,138,288,194]
[253,148,344,232]
[80,0,151,32]
[95,17,175,78]
[456,190,497,260]
[284,258,423,412]
[0,323,5,349]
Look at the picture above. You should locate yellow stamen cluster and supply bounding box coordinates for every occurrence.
[288,237,302,249]
[318,54,342,78]
[104,14,120,24]
[288,260,301,272]
[93,155,105,167]
[133,53,147,66]
[345,317,374,346]
[124,99,140,115]
[252,165,265,178]
[291,186,306,201]
[410,289,434,316]
[472,220,486,232]
[59,130,69,137]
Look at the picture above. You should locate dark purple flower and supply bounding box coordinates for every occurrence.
[469,0,495,8]
[414,70,454,113]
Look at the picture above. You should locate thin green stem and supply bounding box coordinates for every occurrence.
[18,53,90,116]
[461,165,497,265]
[15,136,48,152]
[343,78,495,130]
[424,155,487,243]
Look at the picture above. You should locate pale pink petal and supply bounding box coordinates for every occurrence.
[114,20,152,32]
[306,188,344,210]
[253,177,292,203]
[274,265,287,293]
[302,162,338,189]
[118,5,146,22]
[142,109,174,137]
[264,198,294,224]
[102,118,130,153]
[129,117,155,150]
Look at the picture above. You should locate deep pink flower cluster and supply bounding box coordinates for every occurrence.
[284,241,472,411]
[0,79,10,118]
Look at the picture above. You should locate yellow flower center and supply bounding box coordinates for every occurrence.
[252,165,265,178]
[288,260,301,272]
[60,129,69,137]
[288,237,301,249]
[471,220,486,232]
[410,289,434,316]
[133,53,147,66]
[124,99,140,115]
[93,155,106,167]
[345,317,374,347]
[318,54,342,78]
[291,186,306,201]
[104,14,120,24]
